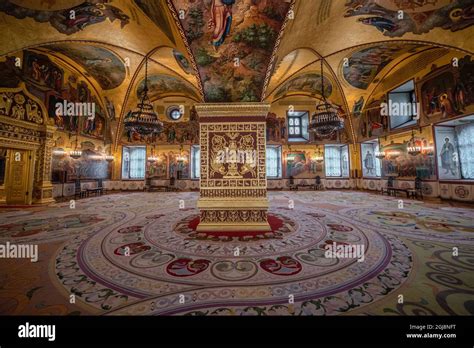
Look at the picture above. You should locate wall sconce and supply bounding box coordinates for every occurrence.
[69,150,82,159]
[312,147,324,163]
[177,145,187,162]
[147,145,159,162]
[53,149,66,156]
[386,150,400,160]
[375,150,386,159]
[69,134,82,159]
[104,154,114,162]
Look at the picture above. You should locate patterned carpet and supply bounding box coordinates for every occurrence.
[0,191,473,316]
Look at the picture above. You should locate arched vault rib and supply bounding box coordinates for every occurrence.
[265,39,474,145]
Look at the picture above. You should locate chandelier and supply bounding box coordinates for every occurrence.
[407,130,422,156]
[309,58,344,137]
[69,134,82,159]
[147,146,159,162]
[313,147,324,163]
[124,56,163,135]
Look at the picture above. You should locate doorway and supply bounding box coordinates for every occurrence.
[2,148,34,205]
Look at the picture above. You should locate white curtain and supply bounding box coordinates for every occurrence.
[456,123,474,179]
[341,145,350,177]
[191,145,201,179]
[325,145,341,177]
[266,146,281,178]
[122,146,146,179]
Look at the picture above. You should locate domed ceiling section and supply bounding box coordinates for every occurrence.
[169,0,293,102]
[263,0,474,142]
[41,44,126,90]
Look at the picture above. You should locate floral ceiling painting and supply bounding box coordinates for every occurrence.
[344,0,474,37]
[170,0,291,102]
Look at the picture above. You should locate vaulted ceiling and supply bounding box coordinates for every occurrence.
[1,0,473,145]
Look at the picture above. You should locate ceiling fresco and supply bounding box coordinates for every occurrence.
[274,72,333,100]
[344,0,474,37]
[342,43,423,89]
[0,0,130,35]
[136,74,201,101]
[173,49,194,75]
[170,0,291,102]
[1,0,472,148]
[43,44,126,90]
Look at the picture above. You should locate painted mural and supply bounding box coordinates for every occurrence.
[173,49,194,75]
[24,50,64,90]
[418,55,474,124]
[344,0,474,37]
[380,128,436,179]
[146,153,168,179]
[0,0,130,35]
[170,0,291,102]
[352,96,364,118]
[359,98,389,139]
[137,74,200,101]
[361,142,380,177]
[81,99,106,139]
[343,44,421,89]
[44,44,126,90]
[284,150,324,178]
[435,126,461,180]
[14,50,108,138]
[274,73,333,100]
[52,148,111,180]
[266,112,285,142]
[104,96,115,120]
[169,151,190,179]
[123,107,199,145]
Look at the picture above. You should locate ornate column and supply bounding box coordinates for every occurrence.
[33,124,56,204]
[196,103,271,232]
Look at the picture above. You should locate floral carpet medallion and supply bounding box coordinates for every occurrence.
[1,191,472,316]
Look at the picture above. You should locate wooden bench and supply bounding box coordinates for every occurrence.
[382,177,423,199]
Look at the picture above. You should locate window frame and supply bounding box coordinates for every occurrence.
[287,110,309,142]
[191,145,201,179]
[388,79,418,130]
[266,145,282,179]
[121,145,146,180]
[324,144,350,178]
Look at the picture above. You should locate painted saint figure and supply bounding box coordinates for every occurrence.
[208,0,235,51]
[440,137,457,175]
[364,150,375,175]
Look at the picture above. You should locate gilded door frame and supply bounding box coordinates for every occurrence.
[4,147,35,205]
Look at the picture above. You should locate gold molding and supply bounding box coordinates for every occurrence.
[195,103,271,117]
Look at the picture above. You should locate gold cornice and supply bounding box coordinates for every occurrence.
[0,115,45,132]
[195,103,271,117]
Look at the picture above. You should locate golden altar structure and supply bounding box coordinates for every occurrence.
[195,103,271,232]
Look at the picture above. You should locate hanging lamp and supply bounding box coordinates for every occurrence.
[124,56,163,136]
[309,58,344,137]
